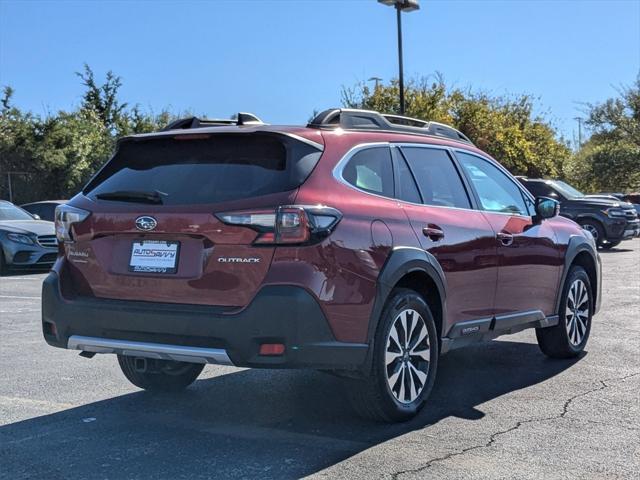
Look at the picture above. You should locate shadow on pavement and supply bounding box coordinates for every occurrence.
[0,340,582,479]
[598,248,634,254]
[0,267,51,277]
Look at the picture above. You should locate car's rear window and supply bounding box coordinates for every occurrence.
[84,133,322,205]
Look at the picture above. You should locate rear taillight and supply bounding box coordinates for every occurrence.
[55,205,90,243]
[216,205,342,245]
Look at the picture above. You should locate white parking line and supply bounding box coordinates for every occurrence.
[0,295,40,300]
[0,309,40,313]
[0,395,75,410]
[1,277,45,280]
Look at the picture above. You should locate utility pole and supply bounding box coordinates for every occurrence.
[378,1,420,115]
[4,172,28,203]
[368,76,383,90]
[7,173,12,203]
[574,117,583,148]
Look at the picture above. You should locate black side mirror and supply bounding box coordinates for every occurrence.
[534,197,559,222]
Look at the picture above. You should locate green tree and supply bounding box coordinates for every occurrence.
[76,63,128,132]
[0,87,41,201]
[565,76,640,192]
[343,76,570,178]
[1,65,184,202]
[32,109,113,198]
[343,75,454,125]
[117,106,177,136]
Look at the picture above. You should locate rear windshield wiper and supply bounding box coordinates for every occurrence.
[95,190,167,204]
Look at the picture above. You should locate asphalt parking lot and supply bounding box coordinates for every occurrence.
[1,239,638,480]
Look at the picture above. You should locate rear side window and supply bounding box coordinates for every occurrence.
[342,147,394,197]
[84,133,322,205]
[400,147,471,209]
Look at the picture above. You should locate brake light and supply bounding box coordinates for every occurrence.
[55,205,90,243]
[216,205,341,245]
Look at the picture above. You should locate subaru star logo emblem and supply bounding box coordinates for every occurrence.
[135,216,157,231]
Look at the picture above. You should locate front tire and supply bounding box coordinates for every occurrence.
[117,355,204,392]
[536,266,593,358]
[578,219,605,248]
[346,288,439,422]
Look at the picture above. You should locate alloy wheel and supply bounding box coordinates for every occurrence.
[582,224,599,241]
[565,279,590,346]
[385,309,430,404]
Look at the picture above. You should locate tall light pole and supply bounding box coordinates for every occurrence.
[378,0,420,115]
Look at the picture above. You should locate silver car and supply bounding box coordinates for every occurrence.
[0,200,58,275]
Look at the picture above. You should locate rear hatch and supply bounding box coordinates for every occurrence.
[65,130,323,307]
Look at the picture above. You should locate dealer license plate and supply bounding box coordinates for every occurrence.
[129,240,180,274]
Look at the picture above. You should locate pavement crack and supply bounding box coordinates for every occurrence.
[390,371,640,479]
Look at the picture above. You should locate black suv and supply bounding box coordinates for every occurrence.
[518,178,640,249]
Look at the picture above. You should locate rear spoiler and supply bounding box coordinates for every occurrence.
[161,113,264,131]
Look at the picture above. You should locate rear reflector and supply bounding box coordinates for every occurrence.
[259,343,286,356]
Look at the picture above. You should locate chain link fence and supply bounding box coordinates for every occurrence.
[0,172,52,204]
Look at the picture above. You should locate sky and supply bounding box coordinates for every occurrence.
[1,0,639,142]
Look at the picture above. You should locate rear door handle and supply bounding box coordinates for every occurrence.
[497,232,514,246]
[423,225,444,242]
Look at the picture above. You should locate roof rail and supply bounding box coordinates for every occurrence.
[307,108,473,145]
[161,112,264,131]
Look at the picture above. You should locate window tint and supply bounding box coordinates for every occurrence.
[456,152,528,216]
[522,181,559,199]
[401,147,471,209]
[84,133,321,205]
[550,180,584,199]
[343,147,394,197]
[394,154,422,203]
[23,204,41,217]
[41,204,58,221]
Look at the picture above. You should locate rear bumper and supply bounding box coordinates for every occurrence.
[41,272,368,370]
[67,335,234,365]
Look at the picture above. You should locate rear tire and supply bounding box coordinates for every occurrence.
[345,288,439,422]
[578,219,605,248]
[0,251,7,276]
[536,266,593,358]
[117,355,204,392]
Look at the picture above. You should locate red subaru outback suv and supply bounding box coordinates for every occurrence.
[43,109,601,422]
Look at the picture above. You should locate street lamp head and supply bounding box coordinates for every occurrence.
[377,0,420,12]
